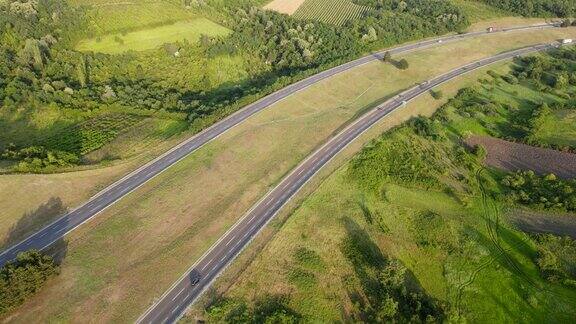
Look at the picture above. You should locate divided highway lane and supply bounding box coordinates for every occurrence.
[138,44,556,324]
[0,23,559,267]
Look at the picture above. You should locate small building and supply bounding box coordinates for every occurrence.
[561,39,573,45]
[487,27,494,32]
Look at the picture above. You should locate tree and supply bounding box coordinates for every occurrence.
[554,72,569,89]
[383,51,392,62]
[0,250,58,315]
[430,89,443,100]
[397,58,409,70]
[76,55,88,88]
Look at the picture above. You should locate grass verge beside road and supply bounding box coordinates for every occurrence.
[2,25,575,322]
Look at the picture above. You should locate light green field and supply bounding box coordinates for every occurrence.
[4,26,576,323]
[76,19,231,54]
[293,0,371,26]
[533,110,576,148]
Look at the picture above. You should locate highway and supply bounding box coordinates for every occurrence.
[0,23,558,267]
[137,43,559,323]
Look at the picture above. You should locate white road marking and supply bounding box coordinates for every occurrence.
[225,235,236,246]
[172,287,185,301]
[201,258,214,271]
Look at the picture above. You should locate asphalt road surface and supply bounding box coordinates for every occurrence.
[137,43,558,324]
[0,23,559,268]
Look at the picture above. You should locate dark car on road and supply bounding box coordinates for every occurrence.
[190,270,201,285]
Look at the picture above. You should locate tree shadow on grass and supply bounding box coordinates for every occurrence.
[3,197,66,247]
[465,224,538,289]
[340,217,444,322]
[3,197,69,265]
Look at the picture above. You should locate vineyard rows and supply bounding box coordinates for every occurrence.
[42,113,143,155]
[293,0,371,26]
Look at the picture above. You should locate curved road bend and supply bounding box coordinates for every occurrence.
[138,44,558,324]
[0,23,559,267]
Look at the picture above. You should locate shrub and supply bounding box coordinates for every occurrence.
[0,250,58,315]
[430,89,443,100]
[397,58,409,70]
[534,234,576,288]
[501,170,576,211]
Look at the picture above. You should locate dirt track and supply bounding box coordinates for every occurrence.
[466,136,576,179]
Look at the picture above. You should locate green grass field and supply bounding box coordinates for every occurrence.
[293,0,372,26]
[76,19,231,54]
[534,110,576,148]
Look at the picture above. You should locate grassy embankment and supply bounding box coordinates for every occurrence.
[3,24,575,323]
[201,47,576,322]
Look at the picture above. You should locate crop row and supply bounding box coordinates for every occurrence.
[293,0,371,26]
[42,113,143,155]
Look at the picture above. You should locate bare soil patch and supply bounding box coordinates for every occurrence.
[466,136,576,179]
[264,0,307,15]
[508,209,576,239]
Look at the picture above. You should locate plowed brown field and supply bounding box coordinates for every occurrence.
[466,136,576,179]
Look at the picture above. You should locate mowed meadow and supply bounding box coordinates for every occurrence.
[76,19,231,54]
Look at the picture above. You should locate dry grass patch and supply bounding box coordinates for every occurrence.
[264,0,307,15]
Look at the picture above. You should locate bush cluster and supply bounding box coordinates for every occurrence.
[0,250,58,315]
[534,234,576,288]
[502,170,576,212]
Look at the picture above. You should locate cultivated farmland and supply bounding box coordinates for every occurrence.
[292,0,372,26]
[466,136,576,179]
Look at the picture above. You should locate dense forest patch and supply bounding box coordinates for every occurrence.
[479,0,575,18]
[0,251,58,316]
